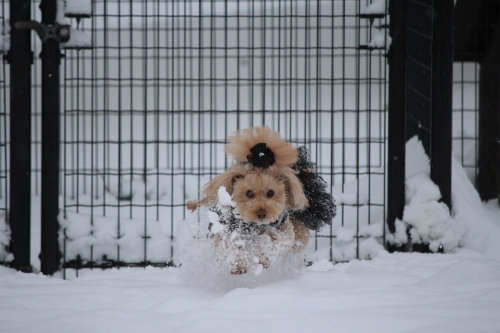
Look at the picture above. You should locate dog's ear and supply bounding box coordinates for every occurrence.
[279,167,309,210]
[199,166,246,205]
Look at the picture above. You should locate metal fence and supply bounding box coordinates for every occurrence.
[1,0,390,276]
[59,0,388,276]
[1,0,497,276]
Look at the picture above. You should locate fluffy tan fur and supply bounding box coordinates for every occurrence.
[266,165,309,210]
[190,164,248,208]
[225,126,298,167]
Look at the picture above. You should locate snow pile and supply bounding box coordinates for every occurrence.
[0,212,13,262]
[60,210,178,263]
[65,0,92,17]
[404,173,465,251]
[361,0,386,15]
[386,135,500,255]
[387,137,465,252]
[62,28,92,49]
[0,20,10,52]
[368,29,392,50]
[450,158,500,257]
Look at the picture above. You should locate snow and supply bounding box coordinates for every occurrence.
[361,0,387,15]
[217,186,234,207]
[368,29,392,50]
[1,250,500,333]
[60,211,176,263]
[335,192,369,205]
[61,28,91,49]
[397,136,500,255]
[65,0,92,16]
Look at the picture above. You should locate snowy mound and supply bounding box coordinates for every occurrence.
[388,136,500,256]
[0,212,13,262]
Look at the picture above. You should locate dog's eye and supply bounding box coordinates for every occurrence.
[246,190,255,198]
[266,190,275,198]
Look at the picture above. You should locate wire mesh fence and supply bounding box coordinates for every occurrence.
[2,0,492,276]
[452,61,479,185]
[57,0,389,274]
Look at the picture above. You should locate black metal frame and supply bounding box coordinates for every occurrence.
[8,0,33,273]
[386,0,406,240]
[39,0,63,275]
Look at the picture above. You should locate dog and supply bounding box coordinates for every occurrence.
[187,126,335,275]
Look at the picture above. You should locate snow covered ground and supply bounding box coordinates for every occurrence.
[1,248,500,333]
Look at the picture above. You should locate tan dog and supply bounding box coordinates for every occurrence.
[187,126,324,275]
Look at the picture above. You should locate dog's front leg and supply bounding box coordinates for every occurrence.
[213,229,250,275]
[256,220,295,269]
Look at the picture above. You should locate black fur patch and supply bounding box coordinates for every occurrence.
[290,146,336,231]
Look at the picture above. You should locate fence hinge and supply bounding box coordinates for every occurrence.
[14,21,70,44]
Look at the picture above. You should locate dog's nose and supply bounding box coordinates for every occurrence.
[256,210,267,220]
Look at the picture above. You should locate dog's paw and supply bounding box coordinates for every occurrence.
[258,256,271,269]
[230,259,249,275]
[186,200,198,212]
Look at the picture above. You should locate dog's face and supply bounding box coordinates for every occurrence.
[232,172,287,224]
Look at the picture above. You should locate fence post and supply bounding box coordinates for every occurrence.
[387,0,407,248]
[430,0,454,209]
[477,18,500,204]
[40,0,62,275]
[9,0,32,273]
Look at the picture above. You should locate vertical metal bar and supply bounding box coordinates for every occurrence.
[9,0,32,273]
[430,0,454,209]
[40,0,62,275]
[387,0,406,238]
[477,23,500,203]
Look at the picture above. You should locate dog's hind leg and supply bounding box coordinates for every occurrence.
[290,218,310,254]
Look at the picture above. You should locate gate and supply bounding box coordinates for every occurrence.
[1,0,497,276]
